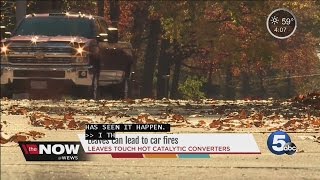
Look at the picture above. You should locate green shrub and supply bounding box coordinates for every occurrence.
[178,76,206,100]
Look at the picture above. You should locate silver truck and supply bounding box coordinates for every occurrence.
[1,12,134,99]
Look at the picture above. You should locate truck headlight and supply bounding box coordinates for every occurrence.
[76,47,84,55]
[1,44,9,63]
[73,43,87,57]
[1,44,9,55]
[72,43,89,64]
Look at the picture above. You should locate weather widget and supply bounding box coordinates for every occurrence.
[266,8,297,39]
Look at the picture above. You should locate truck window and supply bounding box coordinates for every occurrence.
[94,19,104,34]
[98,19,109,33]
[14,17,94,38]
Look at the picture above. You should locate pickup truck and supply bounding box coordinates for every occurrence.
[0,12,134,99]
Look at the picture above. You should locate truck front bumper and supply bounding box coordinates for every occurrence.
[0,65,93,86]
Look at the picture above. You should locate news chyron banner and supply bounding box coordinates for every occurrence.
[79,124,261,158]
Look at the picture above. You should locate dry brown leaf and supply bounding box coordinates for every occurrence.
[1,131,45,144]
[253,120,263,127]
[11,134,28,143]
[239,110,247,119]
[172,114,185,122]
[78,121,88,130]
[252,112,264,121]
[64,113,74,121]
[124,99,135,104]
[44,118,53,127]
[217,126,223,130]
[283,120,296,128]
[127,117,139,123]
[54,120,65,129]
[27,131,45,139]
[196,120,207,127]
[137,113,149,120]
[209,121,223,128]
[145,119,160,124]
[67,120,78,129]
[18,109,28,115]
[312,119,320,127]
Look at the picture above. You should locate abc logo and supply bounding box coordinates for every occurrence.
[283,142,297,155]
[267,131,297,155]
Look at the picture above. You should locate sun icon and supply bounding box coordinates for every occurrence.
[270,16,279,25]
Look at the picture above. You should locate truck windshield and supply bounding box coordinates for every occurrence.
[14,17,94,38]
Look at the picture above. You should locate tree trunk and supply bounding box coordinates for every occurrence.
[97,0,104,17]
[258,71,266,99]
[109,0,119,27]
[16,0,26,24]
[207,40,214,88]
[51,0,63,12]
[34,0,52,13]
[170,57,182,99]
[131,4,149,49]
[157,39,170,99]
[129,3,149,98]
[224,65,235,99]
[286,71,292,98]
[141,19,161,98]
[130,3,149,73]
[33,0,62,13]
[241,71,250,98]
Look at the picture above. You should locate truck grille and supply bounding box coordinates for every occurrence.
[9,57,72,64]
[13,70,65,78]
[9,46,74,53]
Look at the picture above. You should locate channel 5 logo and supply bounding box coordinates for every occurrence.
[267,131,297,155]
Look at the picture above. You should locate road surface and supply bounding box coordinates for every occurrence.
[1,99,320,180]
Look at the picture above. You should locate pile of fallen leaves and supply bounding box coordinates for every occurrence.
[2,97,320,133]
[1,131,45,144]
[7,105,29,115]
[28,112,93,130]
[0,115,45,145]
[275,118,320,131]
[126,113,161,124]
[26,109,320,132]
[293,92,320,110]
[192,109,320,132]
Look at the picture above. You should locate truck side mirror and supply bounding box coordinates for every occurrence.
[96,33,108,42]
[0,26,11,39]
[130,71,136,81]
[107,27,118,43]
[4,32,12,38]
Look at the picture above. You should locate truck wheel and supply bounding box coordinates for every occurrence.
[1,84,13,99]
[72,85,91,99]
[112,78,128,100]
